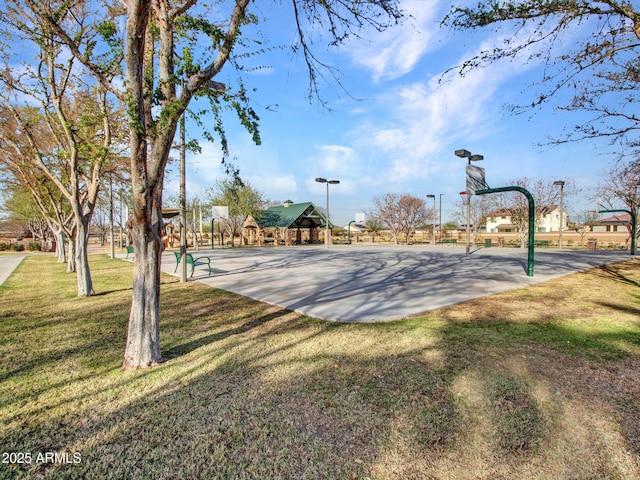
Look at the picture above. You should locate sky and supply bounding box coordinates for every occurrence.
[164,0,622,227]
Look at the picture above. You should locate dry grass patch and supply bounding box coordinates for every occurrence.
[0,255,639,479]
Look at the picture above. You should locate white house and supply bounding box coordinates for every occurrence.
[485,206,568,233]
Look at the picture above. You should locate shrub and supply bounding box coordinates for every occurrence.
[11,244,25,252]
[0,243,10,251]
[27,242,41,251]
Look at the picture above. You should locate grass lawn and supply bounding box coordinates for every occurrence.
[1,254,639,479]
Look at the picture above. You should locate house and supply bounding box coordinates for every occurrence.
[343,222,368,233]
[485,205,568,233]
[242,200,328,246]
[590,213,631,233]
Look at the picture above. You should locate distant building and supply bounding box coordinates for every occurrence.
[485,205,568,233]
[591,213,631,233]
[343,222,368,233]
[242,201,327,246]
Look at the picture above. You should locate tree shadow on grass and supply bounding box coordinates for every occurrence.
[162,307,292,359]
[590,261,640,286]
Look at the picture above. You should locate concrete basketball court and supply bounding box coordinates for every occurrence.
[159,245,631,322]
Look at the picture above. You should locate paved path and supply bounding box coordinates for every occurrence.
[0,255,25,287]
[156,245,630,322]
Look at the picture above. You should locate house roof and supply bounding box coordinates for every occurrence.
[597,214,631,225]
[253,202,328,229]
[344,222,367,231]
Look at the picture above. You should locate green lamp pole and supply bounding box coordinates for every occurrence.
[347,220,356,245]
[476,186,536,276]
[598,207,636,255]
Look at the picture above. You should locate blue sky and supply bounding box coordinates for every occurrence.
[165,0,619,226]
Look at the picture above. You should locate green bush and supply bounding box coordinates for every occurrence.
[11,243,25,252]
[27,242,41,251]
[0,243,10,251]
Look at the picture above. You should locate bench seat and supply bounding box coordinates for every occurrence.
[173,251,212,277]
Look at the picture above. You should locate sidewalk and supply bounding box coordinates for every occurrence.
[0,255,26,287]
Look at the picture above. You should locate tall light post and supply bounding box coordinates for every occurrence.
[439,193,444,242]
[426,194,436,245]
[554,180,565,249]
[179,100,187,282]
[315,177,340,247]
[455,149,484,255]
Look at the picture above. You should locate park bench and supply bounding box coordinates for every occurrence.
[173,251,212,277]
[125,245,134,259]
[534,240,550,249]
[438,239,458,246]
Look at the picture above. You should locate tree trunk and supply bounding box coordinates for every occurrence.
[55,228,66,263]
[67,237,75,273]
[75,219,95,296]
[123,200,164,369]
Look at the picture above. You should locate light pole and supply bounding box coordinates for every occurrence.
[455,149,484,255]
[554,180,565,249]
[426,194,436,245]
[315,177,340,247]
[179,99,187,282]
[439,193,443,243]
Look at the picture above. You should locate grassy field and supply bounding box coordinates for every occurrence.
[1,254,639,479]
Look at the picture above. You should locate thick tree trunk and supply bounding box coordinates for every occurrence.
[123,200,164,369]
[75,219,95,296]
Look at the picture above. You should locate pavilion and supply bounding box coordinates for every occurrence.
[242,200,329,246]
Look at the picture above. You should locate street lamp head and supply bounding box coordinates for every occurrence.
[469,154,484,162]
[553,180,565,187]
[426,194,435,198]
[328,180,340,185]
[455,149,471,159]
[315,177,327,183]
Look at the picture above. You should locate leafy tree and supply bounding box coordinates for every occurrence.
[0,2,124,296]
[368,193,432,244]
[19,0,404,368]
[443,1,640,149]
[0,121,75,265]
[365,218,385,243]
[206,179,266,247]
[0,182,53,251]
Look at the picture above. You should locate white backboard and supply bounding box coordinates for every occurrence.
[211,206,229,219]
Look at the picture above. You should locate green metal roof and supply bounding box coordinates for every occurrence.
[253,202,329,229]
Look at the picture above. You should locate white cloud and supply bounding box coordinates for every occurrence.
[344,1,443,82]
[349,30,546,184]
[248,174,298,198]
[315,145,358,173]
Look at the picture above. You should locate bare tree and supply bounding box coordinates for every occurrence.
[492,178,569,247]
[452,194,497,245]
[568,210,599,246]
[443,1,640,150]
[369,193,431,245]
[598,158,640,245]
